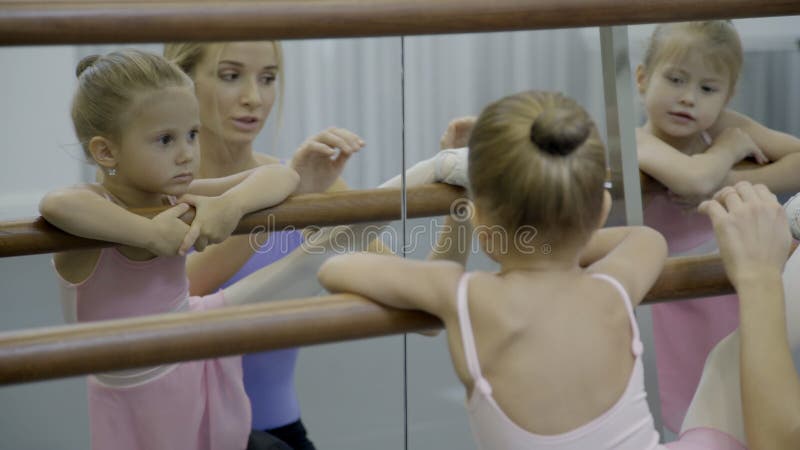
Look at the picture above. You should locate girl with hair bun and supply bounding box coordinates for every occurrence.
[320,90,775,449]
[318,90,676,449]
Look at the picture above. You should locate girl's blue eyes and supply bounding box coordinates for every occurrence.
[158,135,174,145]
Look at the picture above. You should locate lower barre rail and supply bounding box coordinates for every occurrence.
[0,253,732,385]
[0,295,443,385]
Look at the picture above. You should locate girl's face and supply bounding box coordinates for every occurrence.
[638,49,731,140]
[113,86,200,198]
[193,42,278,147]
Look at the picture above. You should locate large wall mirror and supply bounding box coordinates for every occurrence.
[0,37,407,450]
[1,14,799,450]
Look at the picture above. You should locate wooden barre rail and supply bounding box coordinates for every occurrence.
[2,0,799,46]
[0,252,732,385]
[0,184,465,258]
[0,170,772,258]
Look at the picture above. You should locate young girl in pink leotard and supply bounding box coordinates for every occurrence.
[39,49,301,450]
[635,20,800,436]
[319,90,679,449]
[42,47,474,450]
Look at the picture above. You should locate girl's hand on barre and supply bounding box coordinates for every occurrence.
[177,194,243,254]
[149,203,193,256]
[711,127,769,165]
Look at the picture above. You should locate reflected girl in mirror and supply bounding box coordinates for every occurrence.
[635,20,800,437]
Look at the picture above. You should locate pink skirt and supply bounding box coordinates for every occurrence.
[87,291,251,450]
[652,294,739,432]
[645,194,740,432]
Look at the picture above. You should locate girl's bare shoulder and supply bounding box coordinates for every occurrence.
[47,184,113,284]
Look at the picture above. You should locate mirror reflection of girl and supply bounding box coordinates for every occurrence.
[164,41,473,449]
[40,49,301,450]
[635,20,800,436]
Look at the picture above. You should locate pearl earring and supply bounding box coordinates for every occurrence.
[107,168,117,176]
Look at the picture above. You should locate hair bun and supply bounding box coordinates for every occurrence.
[529,106,591,156]
[76,55,101,78]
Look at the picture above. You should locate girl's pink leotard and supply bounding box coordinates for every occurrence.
[55,247,251,450]
[457,271,745,450]
[457,272,662,450]
[644,190,739,434]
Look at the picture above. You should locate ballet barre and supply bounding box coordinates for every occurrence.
[1,0,798,45]
[0,184,464,257]
[0,251,745,385]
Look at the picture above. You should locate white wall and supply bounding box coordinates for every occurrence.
[0,46,82,220]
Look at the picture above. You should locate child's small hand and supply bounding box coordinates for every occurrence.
[149,203,192,256]
[440,116,477,150]
[177,194,242,254]
[290,127,364,194]
[714,127,769,165]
